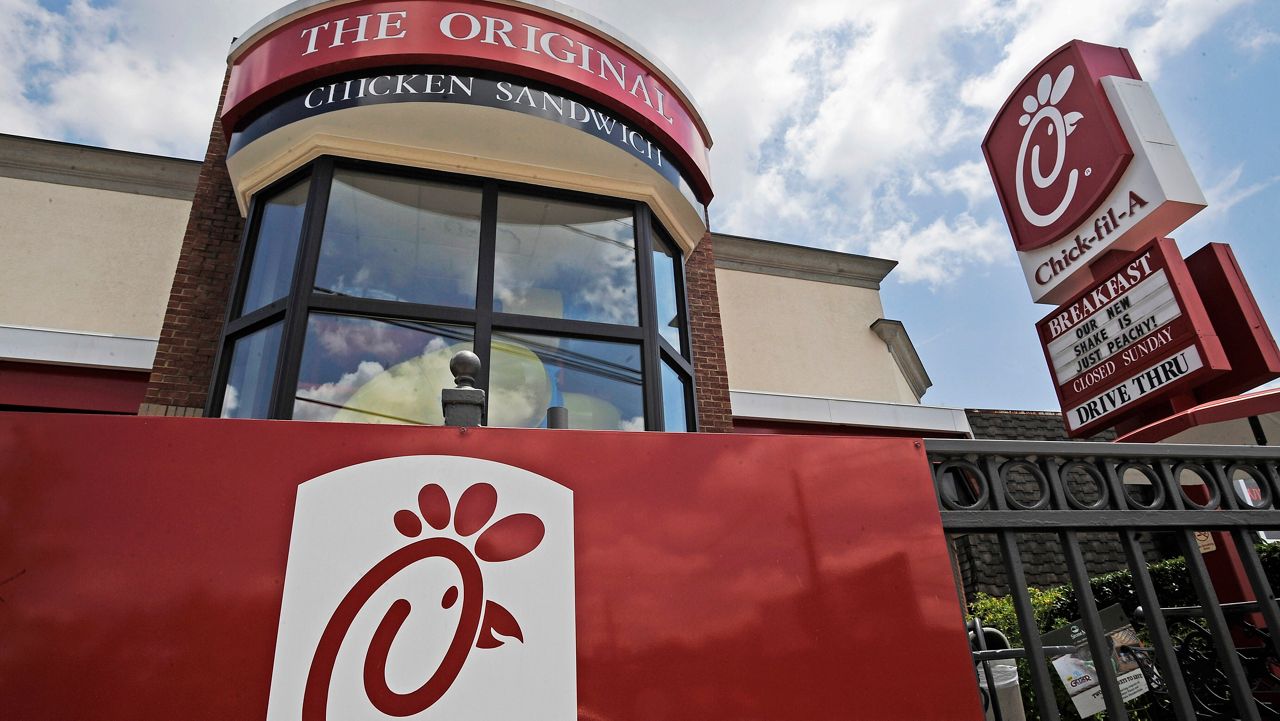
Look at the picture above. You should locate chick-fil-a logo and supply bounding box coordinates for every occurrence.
[1015,66,1083,228]
[266,456,577,721]
[983,40,1139,252]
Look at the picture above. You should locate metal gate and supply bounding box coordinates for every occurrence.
[927,439,1280,721]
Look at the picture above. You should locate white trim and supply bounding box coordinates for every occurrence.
[730,390,973,437]
[0,324,158,371]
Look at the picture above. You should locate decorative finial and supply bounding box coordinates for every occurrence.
[450,350,481,389]
[443,351,486,428]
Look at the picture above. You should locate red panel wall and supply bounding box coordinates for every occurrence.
[0,415,980,721]
[0,361,147,413]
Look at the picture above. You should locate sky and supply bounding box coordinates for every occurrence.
[2,0,1278,411]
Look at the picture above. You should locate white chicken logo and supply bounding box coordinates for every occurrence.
[266,456,577,721]
[1015,65,1085,228]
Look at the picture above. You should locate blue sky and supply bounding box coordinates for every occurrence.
[2,0,1277,412]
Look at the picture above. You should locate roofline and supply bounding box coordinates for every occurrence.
[227,0,712,146]
[0,133,200,200]
[711,232,898,290]
[870,318,933,401]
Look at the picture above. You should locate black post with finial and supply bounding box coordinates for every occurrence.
[442,350,486,427]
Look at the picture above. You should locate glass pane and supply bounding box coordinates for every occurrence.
[490,332,643,431]
[315,170,482,307]
[293,314,474,424]
[220,322,283,419]
[241,180,309,315]
[661,361,689,432]
[494,194,638,325]
[652,232,685,350]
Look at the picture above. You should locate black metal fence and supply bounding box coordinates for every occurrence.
[926,439,1280,721]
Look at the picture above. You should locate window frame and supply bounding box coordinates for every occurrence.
[207,156,697,431]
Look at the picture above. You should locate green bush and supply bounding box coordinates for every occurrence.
[966,541,1280,720]
[968,542,1280,642]
[969,585,1067,648]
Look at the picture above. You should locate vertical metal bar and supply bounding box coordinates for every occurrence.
[997,530,1060,721]
[972,616,1005,721]
[1059,529,1130,720]
[1229,528,1280,660]
[1104,459,1197,721]
[1177,528,1261,721]
[1157,459,1186,510]
[982,455,1060,720]
[1117,530,1197,721]
[1213,460,1244,511]
[1250,416,1269,446]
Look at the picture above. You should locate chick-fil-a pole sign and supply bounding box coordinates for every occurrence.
[0,415,983,721]
[222,0,713,203]
[983,40,1206,305]
[1037,238,1228,437]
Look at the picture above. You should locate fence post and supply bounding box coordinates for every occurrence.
[442,351,486,428]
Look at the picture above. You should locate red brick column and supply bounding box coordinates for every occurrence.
[140,72,244,417]
[685,231,734,432]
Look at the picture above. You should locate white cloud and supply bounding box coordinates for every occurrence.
[0,0,1255,286]
[1201,165,1280,220]
[1237,27,1280,55]
[866,212,1009,287]
[293,360,387,422]
[917,160,994,206]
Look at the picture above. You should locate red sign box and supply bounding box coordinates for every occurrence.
[0,415,981,721]
[1036,238,1228,437]
[1185,243,1280,402]
[223,0,713,202]
[983,40,1139,252]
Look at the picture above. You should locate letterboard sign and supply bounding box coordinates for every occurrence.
[1036,238,1228,436]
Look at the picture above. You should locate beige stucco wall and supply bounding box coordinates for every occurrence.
[716,267,920,404]
[0,176,189,338]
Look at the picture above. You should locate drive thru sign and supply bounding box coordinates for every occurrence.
[1036,238,1228,437]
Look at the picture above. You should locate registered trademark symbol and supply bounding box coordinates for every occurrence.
[1085,167,1092,176]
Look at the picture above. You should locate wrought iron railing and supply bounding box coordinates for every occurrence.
[926,439,1280,721]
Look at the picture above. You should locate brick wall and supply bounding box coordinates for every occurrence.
[685,231,734,432]
[140,73,244,417]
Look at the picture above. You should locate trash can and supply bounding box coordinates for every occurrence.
[970,626,1027,721]
[976,658,1026,721]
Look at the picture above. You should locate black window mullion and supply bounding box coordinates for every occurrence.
[655,228,692,360]
[658,345,696,433]
[490,313,644,342]
[655,223,698,430]
[223,298,289,336]
[272,157,335,419]
[635,204,663,431]
[675,242,692,360]
[658,340,694,376]
[307,294,477,326]
[475,181,499,423]
[204,194,264,417]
